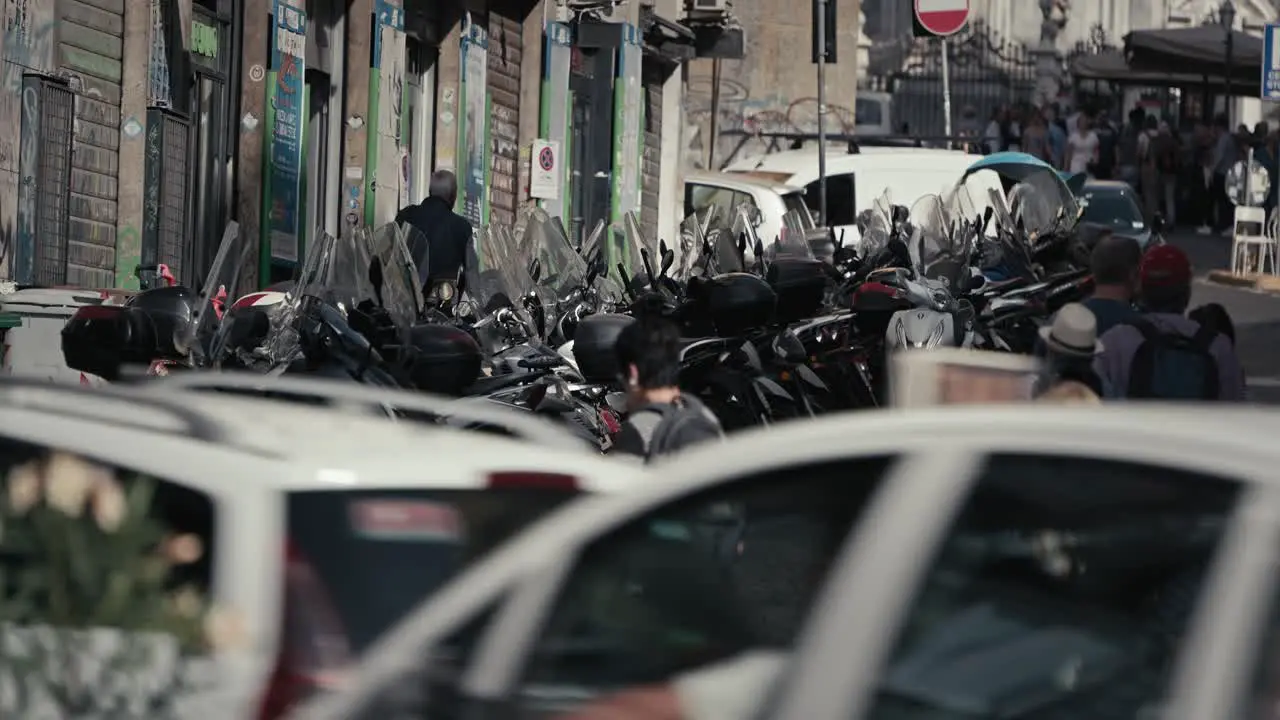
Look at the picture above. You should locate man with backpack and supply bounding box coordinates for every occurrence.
[612,313,724,461]
[1094,245,1245,401]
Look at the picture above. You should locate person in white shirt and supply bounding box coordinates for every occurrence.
[1065,113,1100,177]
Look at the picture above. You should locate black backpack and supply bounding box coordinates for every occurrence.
[1125,319,1220,400]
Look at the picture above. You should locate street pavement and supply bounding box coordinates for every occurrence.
[1166,230,1280,404]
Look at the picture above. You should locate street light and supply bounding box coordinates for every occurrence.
[1221,0,1236,126]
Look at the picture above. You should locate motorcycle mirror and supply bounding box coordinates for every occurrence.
[660,246,675,278]
[529,258,542,283]
[754,238,765,261]
[368,256,386,307]
[659,238,670,257]
[617,263,636,299]
[640,247,659,291]
[834,227,844,251]
[981,207,993,234]
[887,238,911,267]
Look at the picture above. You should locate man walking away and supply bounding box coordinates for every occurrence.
[394,170,474,294]
[1093,109,1118,180]
[1154,121,1180,228]
[612,313,723,461]
[1045,104,1068,168]
[1210,114,1238,235]
[1095,245,1245,400]
[1116,108,1144,188]
[1137,116,1161,225]
[1082,234,1142,336]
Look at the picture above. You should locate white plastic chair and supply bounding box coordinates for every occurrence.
[1231,205,1275,275]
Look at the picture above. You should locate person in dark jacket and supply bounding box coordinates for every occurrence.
[394,170,474,294]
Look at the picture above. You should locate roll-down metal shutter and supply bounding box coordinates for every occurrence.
[487,7,521,228]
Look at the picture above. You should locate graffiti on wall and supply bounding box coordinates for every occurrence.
[1,0,57,279]
[682,75,858,169]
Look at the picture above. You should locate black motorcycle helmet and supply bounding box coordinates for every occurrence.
[123,285,203,360]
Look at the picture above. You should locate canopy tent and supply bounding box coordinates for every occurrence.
[1123,25,1262,81]
[1071,47,1261,95]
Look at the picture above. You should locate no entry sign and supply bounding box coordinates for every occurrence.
[914,0,969,37]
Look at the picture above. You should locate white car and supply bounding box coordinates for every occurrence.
[298,404,1280,720]
[725,147,980,246]
[0,374,643,719]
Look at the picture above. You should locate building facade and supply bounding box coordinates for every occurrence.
[1,0,717,289]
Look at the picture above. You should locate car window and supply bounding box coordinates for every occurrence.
[0,437,220,715]
[856,98,883,127]
[804,174,856,226]
[781,192,815,229]
[1080,189,1145,230]
[859,454,1241,719]
[687,184,749,227]
[513,456,897,709]
[289,487,582,653]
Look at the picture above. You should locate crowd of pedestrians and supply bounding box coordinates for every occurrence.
[1036,236,1246,403]
[962,102,1280,234]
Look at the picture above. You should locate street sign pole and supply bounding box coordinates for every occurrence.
[915,0,969,145]
[940,38,953,142]
[816,0,828,227]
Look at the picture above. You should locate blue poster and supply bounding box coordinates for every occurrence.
[267,0,306,263]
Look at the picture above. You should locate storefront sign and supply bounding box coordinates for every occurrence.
[541,21,571,221]
[265,0,306,264]
[456,14,488,228]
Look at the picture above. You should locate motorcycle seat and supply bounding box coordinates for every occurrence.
[464,371,542,396]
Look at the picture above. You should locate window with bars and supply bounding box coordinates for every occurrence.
[16,75,74,287]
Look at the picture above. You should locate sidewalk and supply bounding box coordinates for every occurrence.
[1164,229,1280,293]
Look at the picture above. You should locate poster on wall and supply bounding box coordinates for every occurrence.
[611,24,643,236]
[456,14,488,228]
[367,0,405,227]
[266,0,306,264]
[540,21,571,222]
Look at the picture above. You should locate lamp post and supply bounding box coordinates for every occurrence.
[1221,0,1236,126]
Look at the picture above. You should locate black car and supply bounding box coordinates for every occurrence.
[1077,180,1164,248]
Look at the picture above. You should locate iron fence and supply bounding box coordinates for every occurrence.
[23,75,74,287]
[865,20,1037,140]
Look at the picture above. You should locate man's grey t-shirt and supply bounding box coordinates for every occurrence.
[613,395,723,460]
[1093,313,1245,400]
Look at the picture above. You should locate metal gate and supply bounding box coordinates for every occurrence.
[640,60,663,244]
[867,20,1036,139]
[142,107,191,284]
[15,76,74,286]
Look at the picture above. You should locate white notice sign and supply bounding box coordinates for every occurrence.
[530,139,561,200]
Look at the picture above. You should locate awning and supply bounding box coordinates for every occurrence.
[1123,25,1262,80]
[1074,45,1261,94]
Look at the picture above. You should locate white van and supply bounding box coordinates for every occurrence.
[725,147,980,245]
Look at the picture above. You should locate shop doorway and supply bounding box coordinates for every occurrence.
[188,7,233,284]
[568,46,614,248]
[405,38,438,206]
[302,68,333,255]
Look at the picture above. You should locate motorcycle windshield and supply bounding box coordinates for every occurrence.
[676,211,705,281]
[909,194,969,290]
[258,229,337,365]
[708,205,744,274]
[299,226,376,317]
[776,210,815,259]
[526,207,587,297]
[580,219,606,262]
[1009,171,1075,239]
[467,225,519,316]
[183,221,247,364]
[371,222,424,329]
